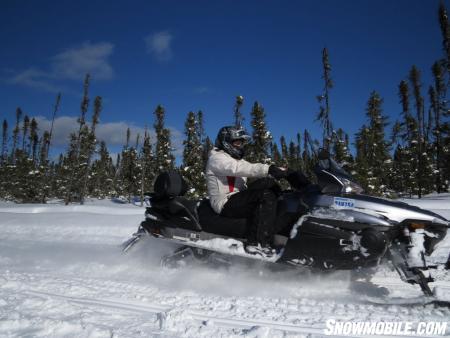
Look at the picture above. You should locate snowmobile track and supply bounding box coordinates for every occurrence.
[24,289,450,337]
[25,290,328,335]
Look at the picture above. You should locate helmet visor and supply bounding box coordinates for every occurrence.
[229,128,251,143]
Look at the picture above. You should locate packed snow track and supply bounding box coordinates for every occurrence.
[1,197,450,337]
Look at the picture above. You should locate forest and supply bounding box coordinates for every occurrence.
[1,3,450,204]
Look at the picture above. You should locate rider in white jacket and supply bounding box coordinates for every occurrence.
[206,148,270,214]
[206,126,288,254]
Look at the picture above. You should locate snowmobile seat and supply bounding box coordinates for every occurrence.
[197,199,247,238]
[152,171,201,231]
[168,196,201,231]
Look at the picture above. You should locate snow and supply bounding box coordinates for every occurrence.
[1,196,450,337]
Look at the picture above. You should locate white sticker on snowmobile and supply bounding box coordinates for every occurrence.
[333,197,355,209]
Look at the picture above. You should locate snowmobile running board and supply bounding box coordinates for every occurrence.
[121,225,284,263]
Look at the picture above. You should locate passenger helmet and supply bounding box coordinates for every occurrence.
[215,126,251,159]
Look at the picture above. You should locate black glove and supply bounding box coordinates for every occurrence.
[269,165,288,180]
[286,169,311,190]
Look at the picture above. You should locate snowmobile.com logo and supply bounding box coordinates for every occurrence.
[324,319,447,336]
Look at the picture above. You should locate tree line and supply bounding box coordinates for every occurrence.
[1,3,450,203]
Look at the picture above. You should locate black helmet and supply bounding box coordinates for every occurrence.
[215,126,251,159]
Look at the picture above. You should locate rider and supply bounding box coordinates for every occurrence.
[205,125,290,254]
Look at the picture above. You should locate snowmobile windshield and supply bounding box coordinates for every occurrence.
[315,158,364,194]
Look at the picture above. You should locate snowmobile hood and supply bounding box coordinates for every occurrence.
[350,194,449,226]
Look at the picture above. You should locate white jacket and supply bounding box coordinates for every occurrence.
[206,148,270,213]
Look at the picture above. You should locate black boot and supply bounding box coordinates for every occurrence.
[244,189,278,256]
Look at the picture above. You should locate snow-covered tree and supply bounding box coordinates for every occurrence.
[430,61,448,192]
[80,96,102,204]
[246,101,272,164]
[355,92,391,195]
[154,105,174,173]
[182,111,206,197]
[65,74,90,204]
[409,66,434,197]
[90,141,114,198]
[332,128,353,171]
[139,129,155,202]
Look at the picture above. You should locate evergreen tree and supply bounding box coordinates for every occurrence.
[409,66,427,140]
[302,129,315,179]
[22,115,30,153]
[397,80,418,195]
[409,66,434,197]
[90,141,114,198]
[439,1,450,73]
[354,125,371,191]
[39,131,51,201]
[46,93,62,158]
[29,118,39,163]
[234,95,244,128]
[355,92,391,195]
[11,107,22,164]
[65,74,90,204]
[116,128,140,201]
[279,136,289,167]
[139,129,155,203]
[438,2,450,188]
[287,138,302,170]
[333,128,353,170]
[197,110,211,170]
[316,47,334,149]
[80,96,102,204]
[247,101,272,164]
[1,120,7,166]
[182,111,206,197]
[431,61,448,192]
[271,142,282,166]
[154,105,174,173]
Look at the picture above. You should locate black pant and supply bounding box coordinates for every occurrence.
[221,188,278,246]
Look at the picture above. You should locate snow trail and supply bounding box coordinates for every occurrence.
[1,197,449,337]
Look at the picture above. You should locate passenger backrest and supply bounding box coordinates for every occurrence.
[152,171,202,231]
[154,171,188,198]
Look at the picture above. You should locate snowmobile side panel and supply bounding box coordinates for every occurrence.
[281,218,388,269]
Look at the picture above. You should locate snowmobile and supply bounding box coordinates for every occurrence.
[123,156,449,303]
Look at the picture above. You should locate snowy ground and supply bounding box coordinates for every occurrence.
[0,196,450,337]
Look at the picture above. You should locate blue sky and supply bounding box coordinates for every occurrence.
[0,0,448,158]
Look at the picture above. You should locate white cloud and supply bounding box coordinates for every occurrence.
[34,116,79,146]
[51,42,114,81]
[8,68,60,93]
[6,42,115,92]
[97,121,147,146]
[145,31,173,61]
[33,115,184,156]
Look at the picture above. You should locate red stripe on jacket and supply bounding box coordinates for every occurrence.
[227,176,236,193]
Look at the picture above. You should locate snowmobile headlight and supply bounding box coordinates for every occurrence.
[341,178,364,194]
